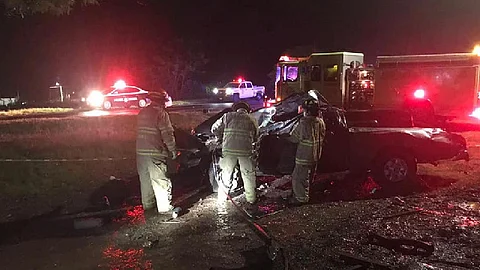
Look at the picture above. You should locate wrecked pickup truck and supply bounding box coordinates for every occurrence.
[176,90,468,191]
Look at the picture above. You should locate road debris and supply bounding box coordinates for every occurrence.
[367,233,434,257]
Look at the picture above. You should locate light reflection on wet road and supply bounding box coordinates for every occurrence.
[102,245,153,270]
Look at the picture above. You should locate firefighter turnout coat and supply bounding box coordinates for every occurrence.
[211,110,258,157]
[290,116,326,166]
[136,105,176,161]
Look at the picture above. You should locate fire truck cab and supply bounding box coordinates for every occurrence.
[275,52,366,108]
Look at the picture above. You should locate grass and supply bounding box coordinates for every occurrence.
[0,108,75,118]
[0,111,213,221]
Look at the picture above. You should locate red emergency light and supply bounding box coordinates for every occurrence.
[279,55,290,61]
[413,89,426,99]
[473,45,480,56]
[114,80,127,89]
[236,78,243,83]
[470,108,480,120]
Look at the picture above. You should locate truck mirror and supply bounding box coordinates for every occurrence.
[349,61,362,69]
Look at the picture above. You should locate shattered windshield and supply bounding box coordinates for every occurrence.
[272,90,328,119]
[252,90,331,134]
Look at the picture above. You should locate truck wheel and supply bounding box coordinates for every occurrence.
[103,101,112,110]
[233,93,240,103]
[255,92,263,101]
[373,150,417,190]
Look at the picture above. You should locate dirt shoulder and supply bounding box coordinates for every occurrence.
[257,131,480,269]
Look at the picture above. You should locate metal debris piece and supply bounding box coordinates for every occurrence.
[172,207,182,219]
[427,259,474,269]
[367,233,434,257]
[103,196,110,207]
[393,196,406,205]
[142,239,159,249]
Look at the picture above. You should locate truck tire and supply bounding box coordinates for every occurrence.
[255,92,263,101]
[233,93,240,103]
[373,149,417,191]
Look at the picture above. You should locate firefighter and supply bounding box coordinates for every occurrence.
[136,90,177,214]
[287,98,326,205]
[211,102,259,204]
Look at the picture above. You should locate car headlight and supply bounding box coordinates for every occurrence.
[226,88,233,95]
[212,88,219,94]
[86,91,104,107]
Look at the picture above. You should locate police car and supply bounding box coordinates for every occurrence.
[86,81,173,110]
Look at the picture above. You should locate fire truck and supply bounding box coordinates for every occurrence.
[275,50,480,121]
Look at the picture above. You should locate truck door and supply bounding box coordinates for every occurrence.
[246,82,254,97]
[239,83,246,98]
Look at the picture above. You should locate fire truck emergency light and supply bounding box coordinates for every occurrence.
[114,80,127,89]
[470,108,480,120]
[472,45,480,56]
[414,89,426,99]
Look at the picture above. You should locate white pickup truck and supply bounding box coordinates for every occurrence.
[212,80,265,102]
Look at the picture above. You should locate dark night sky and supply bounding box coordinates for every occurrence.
[0,0,480,100]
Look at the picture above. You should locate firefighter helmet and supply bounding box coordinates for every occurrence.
[232,101,251,113]
[302,99,319,116]
[147,90,169,105]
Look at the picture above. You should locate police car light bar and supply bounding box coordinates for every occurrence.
[113,80,127,89]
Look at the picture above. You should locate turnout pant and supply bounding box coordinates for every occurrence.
[292,164,316,203]
[219,155,257,203]
[137,155,173,212]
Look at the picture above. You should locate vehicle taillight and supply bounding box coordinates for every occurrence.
[276,97,281,102]
[413,89,425,99]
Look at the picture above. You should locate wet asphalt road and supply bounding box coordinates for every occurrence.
[0,166,275,270]
[0,196,269,270]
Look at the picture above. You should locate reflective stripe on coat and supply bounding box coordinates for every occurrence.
[136,105,176,160]
[289,116,326,165]
[211,111,258,157]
